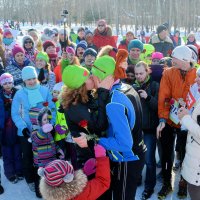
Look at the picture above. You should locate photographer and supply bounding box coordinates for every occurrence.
[133,61,159,200]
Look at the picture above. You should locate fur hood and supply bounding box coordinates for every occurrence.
[94,25,112,37]
[22,35,35,49]
[39,169,88,200]
[151,34,173,44]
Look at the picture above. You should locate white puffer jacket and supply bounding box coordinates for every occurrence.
[181,100,200,186]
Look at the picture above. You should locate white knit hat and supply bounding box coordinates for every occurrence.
[171,45,195,62]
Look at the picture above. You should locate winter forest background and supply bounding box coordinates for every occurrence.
[0,0,200,35]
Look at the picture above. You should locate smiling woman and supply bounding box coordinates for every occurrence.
[5,44,34,88]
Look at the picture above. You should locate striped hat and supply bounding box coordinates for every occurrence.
[39,160,74,187]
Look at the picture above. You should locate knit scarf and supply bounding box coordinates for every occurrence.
[128,57,140,65]
[24,84,44,108]
[25,48,35,63]
[48,53,57,71]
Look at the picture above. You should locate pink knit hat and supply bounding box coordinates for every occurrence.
[152,52,164,60]
[3,29,12,37]
[38,160,74,187]
[66,47,75,55]
[0,73,13,86]
[12,44,25,57]
[97,19,107,27]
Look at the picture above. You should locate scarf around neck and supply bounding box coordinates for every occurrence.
[24,83,44,108]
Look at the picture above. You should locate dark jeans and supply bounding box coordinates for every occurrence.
[19,136,35,184]
[144,133,156,190]
[175,130,187,166]
[160,124,176,183]
[2,144,23,179]
[110,152,145,200]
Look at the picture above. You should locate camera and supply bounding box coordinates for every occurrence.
[63,10,68,15]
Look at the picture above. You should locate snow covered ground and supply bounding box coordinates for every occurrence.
[0,158,190,200]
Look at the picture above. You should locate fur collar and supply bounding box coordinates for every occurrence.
[151,34,173,44]
[94,26,112,37]
[39,169,88,200]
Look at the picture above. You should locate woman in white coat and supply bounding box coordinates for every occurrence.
[178,69,200,200]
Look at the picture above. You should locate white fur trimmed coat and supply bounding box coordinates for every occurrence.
[181,100,200,186]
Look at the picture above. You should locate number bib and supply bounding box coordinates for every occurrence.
[169,100,180,125]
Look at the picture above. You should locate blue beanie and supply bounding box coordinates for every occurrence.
[128,39,144,52]
[83,48,97,58]
[22,66,38,81]
[76,40,87,50]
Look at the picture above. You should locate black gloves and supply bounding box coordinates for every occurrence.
[22,128,30,138]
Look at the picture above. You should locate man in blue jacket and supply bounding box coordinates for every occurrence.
[74,55,146,200]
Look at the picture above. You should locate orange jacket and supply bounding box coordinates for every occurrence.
[158,67,196,127]
[54,61,62,83]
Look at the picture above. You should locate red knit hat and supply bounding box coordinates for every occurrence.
[12,44,25,57]
[43,40,56,52]
[38,160,74,187]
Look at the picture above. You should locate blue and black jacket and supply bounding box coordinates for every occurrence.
[99,82,146,162]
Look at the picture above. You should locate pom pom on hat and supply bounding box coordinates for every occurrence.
[36,52,49,63]
[0,73,13,86]
[128,39,144,52]
[12,44,25,57]
[43,40,56,52]
[62,65,90,89]
[42,160,74,187]
[22,66,38,81]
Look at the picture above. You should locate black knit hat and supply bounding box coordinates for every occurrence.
[157,25,167,34]
[83,48,97,58]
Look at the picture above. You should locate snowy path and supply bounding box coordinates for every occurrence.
[0,158,190,200]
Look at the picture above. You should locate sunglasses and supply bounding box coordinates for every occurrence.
[93,65,106,74]
[24,40,33,44]
[98,24,105,27]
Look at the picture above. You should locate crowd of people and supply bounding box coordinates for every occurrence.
[0,20,200,200]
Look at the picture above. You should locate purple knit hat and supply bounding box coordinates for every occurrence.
[12,44,25,57]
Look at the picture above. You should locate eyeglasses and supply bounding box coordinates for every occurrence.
[98,24,105,27]
[93,65,106,74]
[24,40,32,44]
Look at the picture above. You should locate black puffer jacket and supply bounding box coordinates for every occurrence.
[133,78,159,133]
[64,88,109,169]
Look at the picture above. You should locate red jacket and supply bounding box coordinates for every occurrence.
[54,61,62,83]
[74,157,110,200]
[93,27,117,59]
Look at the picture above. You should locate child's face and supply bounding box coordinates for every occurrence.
[152,58,160,65]
[2,82,13,91]
[46,46,56,54]
[36,59,46,69]
[77,47,85,59]
[42,113,49,125]
[53,90,60,98]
